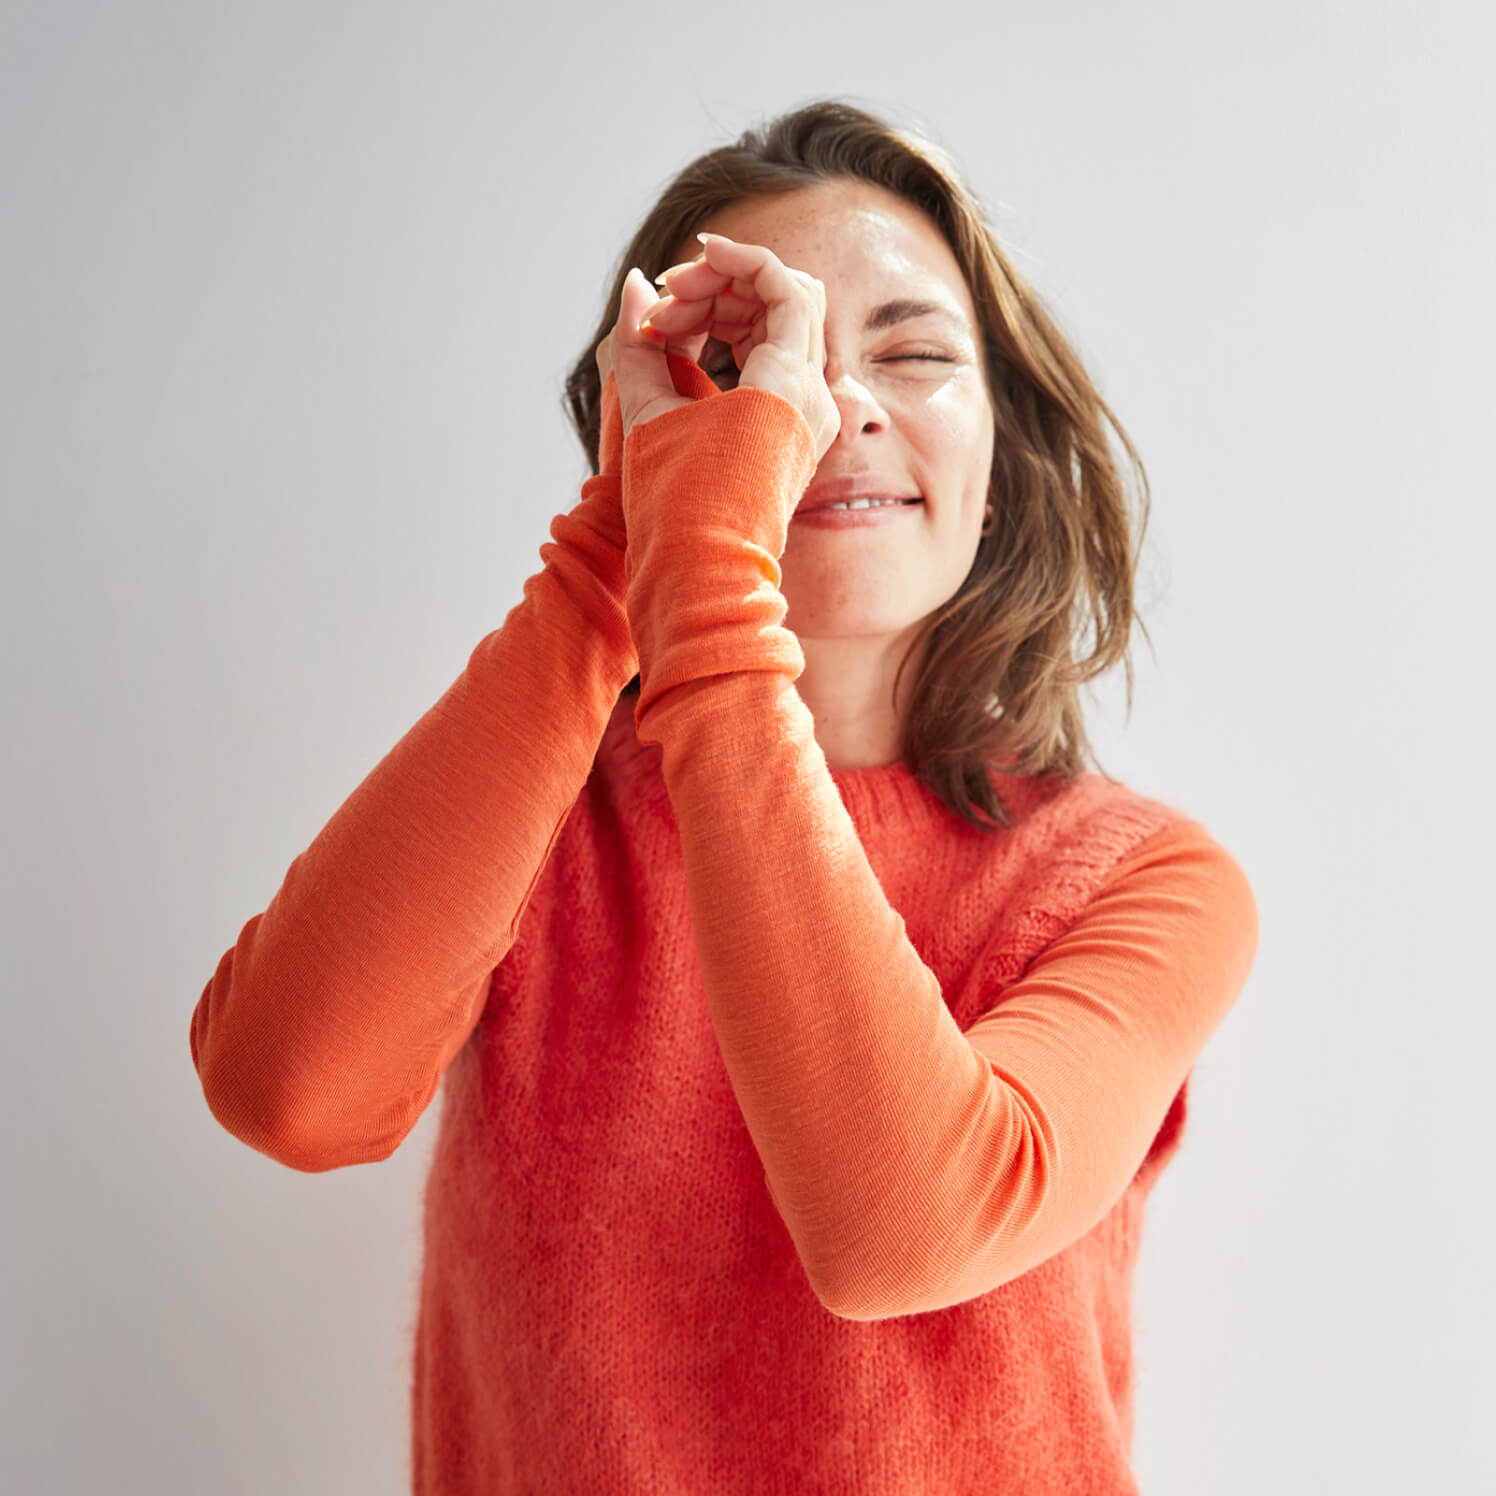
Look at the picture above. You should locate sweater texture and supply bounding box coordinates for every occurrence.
[190,357,1258,1493]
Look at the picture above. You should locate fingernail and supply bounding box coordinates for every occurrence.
[656,256,702,284]
[697,231,727,245]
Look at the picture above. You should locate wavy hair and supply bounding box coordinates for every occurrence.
[561,98,1152,833]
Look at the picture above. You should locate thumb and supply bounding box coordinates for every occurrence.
[613,268,690,439]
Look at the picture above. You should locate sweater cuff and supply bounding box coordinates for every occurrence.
[621,384,819,746]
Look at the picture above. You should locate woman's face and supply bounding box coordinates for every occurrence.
[677,179,996,647]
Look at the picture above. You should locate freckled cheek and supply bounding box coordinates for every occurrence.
[911,389,996,513]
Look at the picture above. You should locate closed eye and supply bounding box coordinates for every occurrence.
[704,352,953,380]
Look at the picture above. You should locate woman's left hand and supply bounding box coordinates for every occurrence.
[601,232,842,464]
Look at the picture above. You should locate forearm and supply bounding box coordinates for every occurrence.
[651,670,1000,1314]
[646,643,1258,1325]
[190,477,636,1170]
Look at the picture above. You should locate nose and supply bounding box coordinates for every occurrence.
[824,360,888,438]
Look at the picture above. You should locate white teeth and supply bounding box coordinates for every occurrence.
[824,498,907,511]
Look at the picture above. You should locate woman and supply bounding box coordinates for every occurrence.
[191,99,1258,1494]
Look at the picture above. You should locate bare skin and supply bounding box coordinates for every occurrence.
[597,180,996,770]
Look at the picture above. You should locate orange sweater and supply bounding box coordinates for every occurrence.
[190,358,1258,1493]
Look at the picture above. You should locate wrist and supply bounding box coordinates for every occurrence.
[598,369,624,479]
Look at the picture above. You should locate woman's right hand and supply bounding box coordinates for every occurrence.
[623,234,841,465]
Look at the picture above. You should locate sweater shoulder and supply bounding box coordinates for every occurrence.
[953,770,1194,997]
[995,768,1191,884]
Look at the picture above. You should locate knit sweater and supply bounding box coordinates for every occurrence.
[190,357,1258,1494]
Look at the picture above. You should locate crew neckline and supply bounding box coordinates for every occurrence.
[594,690,1028,841]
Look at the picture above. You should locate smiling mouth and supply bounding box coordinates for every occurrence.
[804,498,923,513]
[790,498,925,527]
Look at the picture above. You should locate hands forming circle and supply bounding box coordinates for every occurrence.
[595,233,842,465]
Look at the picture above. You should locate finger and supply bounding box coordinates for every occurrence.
[791,268,827,372]
[637,294,705,334]
[665,328,712,364]
[697,234,819,365]
[632,290,713,363]
[658,257,715,288]
[710,318,757,345]
[653,257,720,294]
[646,296,766,373]
[653,256,704,284]
[638,292,755,378]
[612,268,681,423]
[732,316,769,369]
[641,290,762,338]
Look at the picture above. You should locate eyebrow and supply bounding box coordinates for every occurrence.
[863,298,966,333]
[703,297,970,359]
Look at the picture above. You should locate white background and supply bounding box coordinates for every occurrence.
[3,2,1491,1491]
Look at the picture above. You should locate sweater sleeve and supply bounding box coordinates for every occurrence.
[620,381,1259,1321]
[189,374,636,1173]
[943,818,1256,1304]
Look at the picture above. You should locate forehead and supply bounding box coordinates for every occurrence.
[677,180,977,332]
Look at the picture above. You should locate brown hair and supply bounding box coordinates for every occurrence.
[561,97,1152,833]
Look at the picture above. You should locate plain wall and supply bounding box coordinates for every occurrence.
[3,1,1491,1491]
